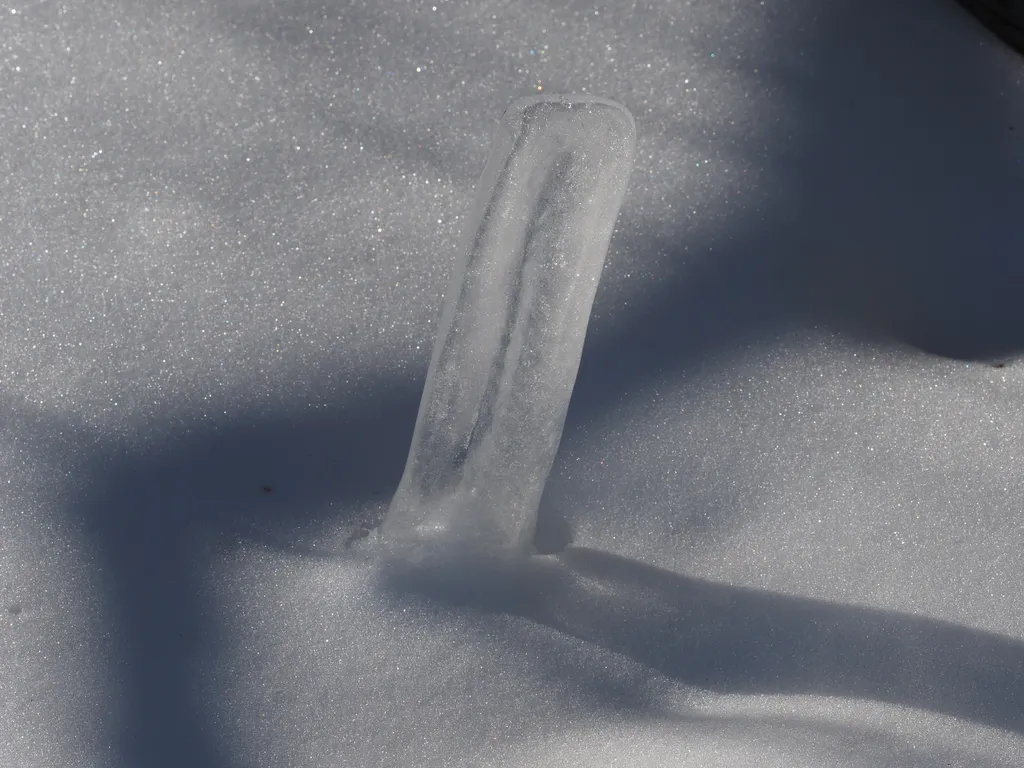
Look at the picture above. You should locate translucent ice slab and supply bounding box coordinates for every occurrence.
[382,94,635,555]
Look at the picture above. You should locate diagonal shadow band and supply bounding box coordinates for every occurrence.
[65,378,421,768]
[381,544,1024,735]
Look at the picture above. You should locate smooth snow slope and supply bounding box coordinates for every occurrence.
[2,0,1024,766]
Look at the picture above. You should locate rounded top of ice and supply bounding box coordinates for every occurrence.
[501,93,636,149]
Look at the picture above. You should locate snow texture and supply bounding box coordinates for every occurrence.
[3,0,1024,767]
[383,95,635,554]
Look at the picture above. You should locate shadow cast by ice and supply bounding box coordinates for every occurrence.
[382,544,1024,736]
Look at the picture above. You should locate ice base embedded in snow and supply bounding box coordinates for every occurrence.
[381,94,636,554]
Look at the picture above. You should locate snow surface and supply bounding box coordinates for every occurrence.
[2,0,1024,766]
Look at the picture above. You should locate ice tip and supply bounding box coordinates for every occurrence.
[503,92,636,138]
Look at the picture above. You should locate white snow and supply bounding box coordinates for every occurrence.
[2,0,1024,766]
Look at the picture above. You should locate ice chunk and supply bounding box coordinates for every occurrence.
[382,94,635,555]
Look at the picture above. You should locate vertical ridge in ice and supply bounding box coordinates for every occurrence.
[382,94,636,555]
